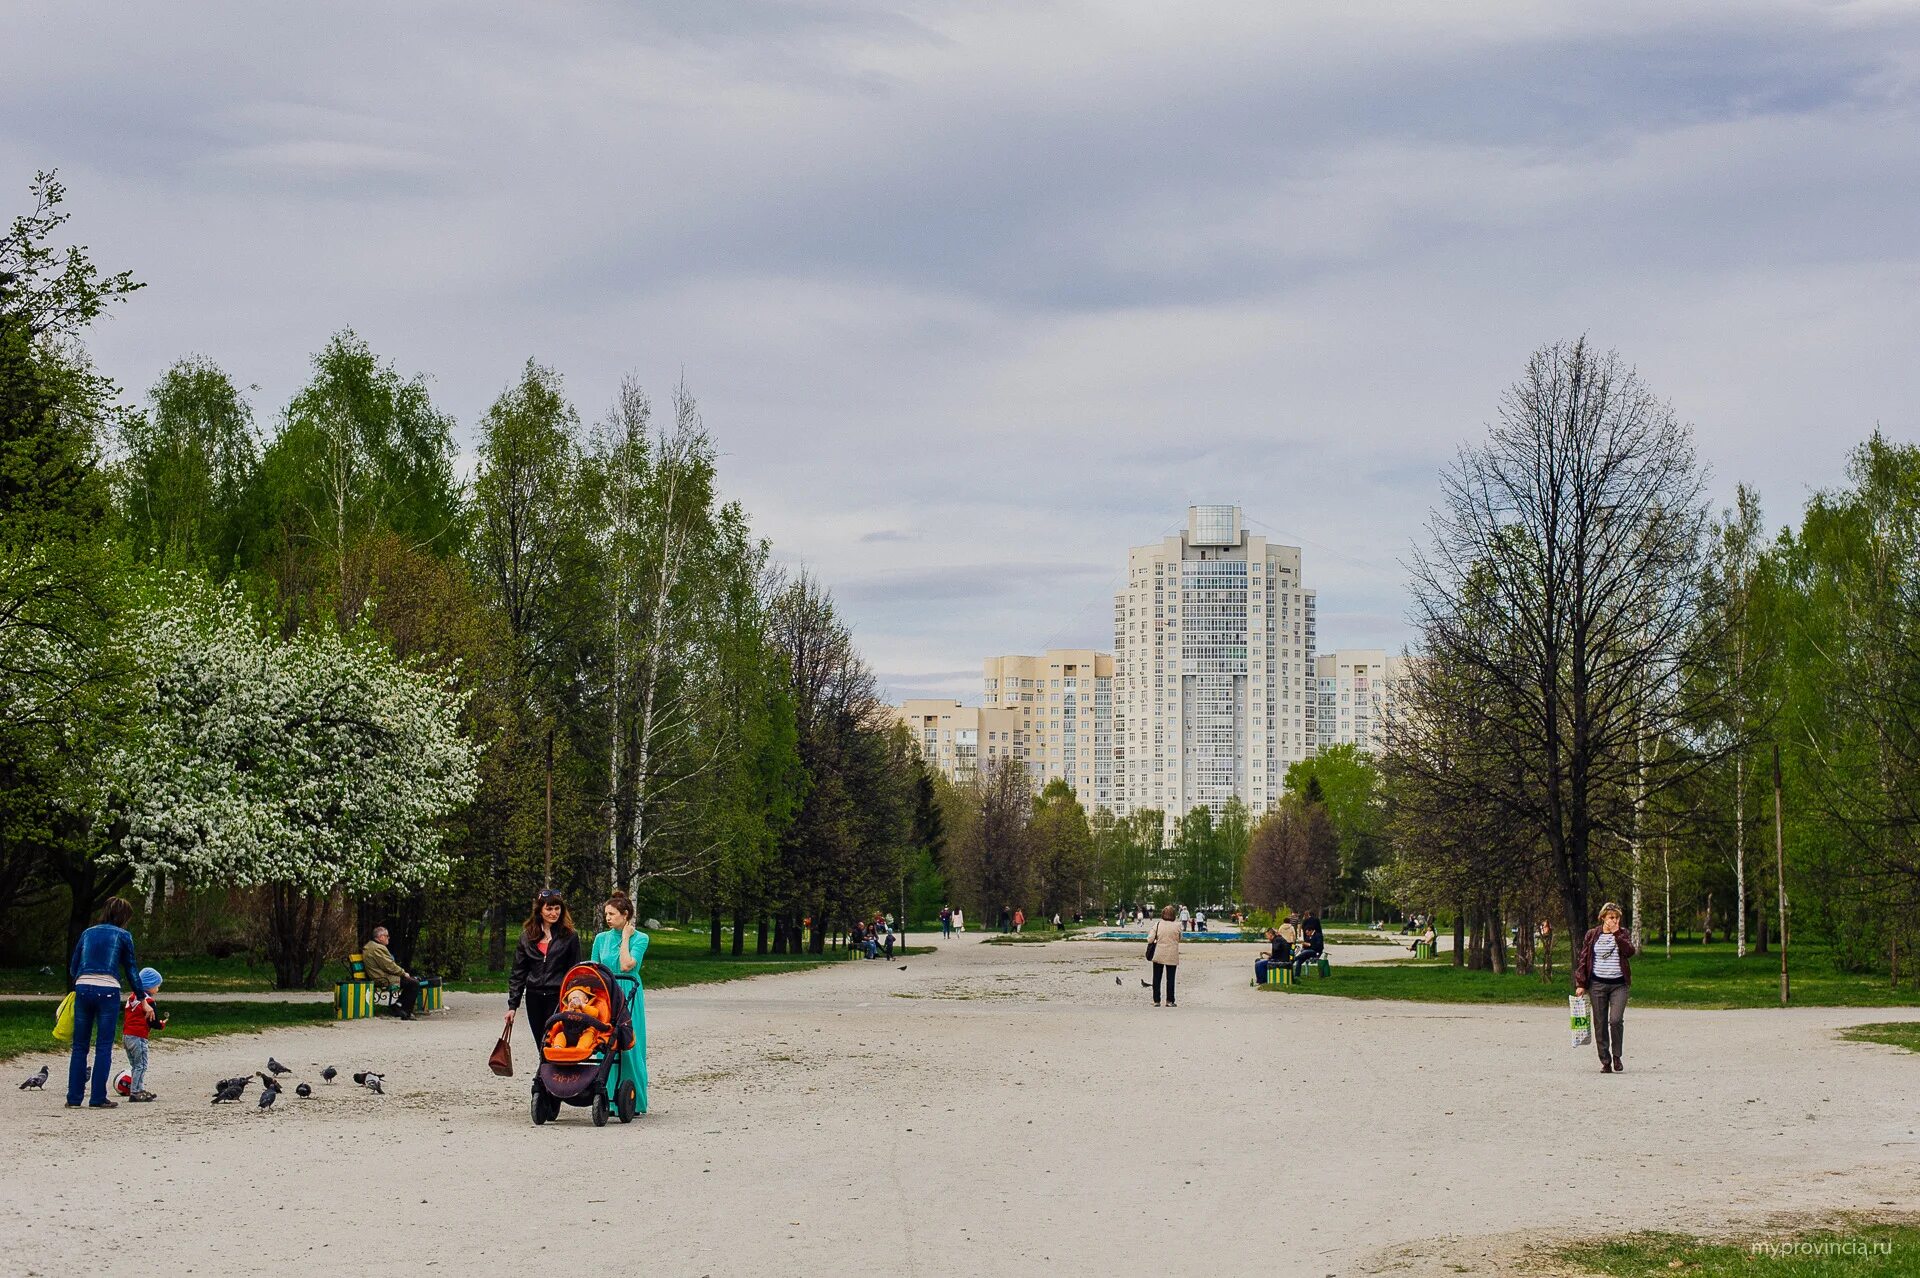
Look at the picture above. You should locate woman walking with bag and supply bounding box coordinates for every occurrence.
[504,889,581,1053]
[1146,904,1182,1008]
[1574,902,1636,1073]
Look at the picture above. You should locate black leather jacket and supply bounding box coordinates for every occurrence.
[507,929,581,1010]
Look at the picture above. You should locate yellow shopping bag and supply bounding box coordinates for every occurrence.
[52,991,75,1044]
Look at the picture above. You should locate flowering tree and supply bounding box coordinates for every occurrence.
[102,579,478,987]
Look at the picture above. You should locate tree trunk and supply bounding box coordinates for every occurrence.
[1452,909,1465,968]
[1735,752,1747,958]
[756,914,769,955]
[708,909,722,956]
[731,903,746,957]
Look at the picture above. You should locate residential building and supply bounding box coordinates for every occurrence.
[1313,650,1409,754]
[893,700,1025,784]
[1112,504,1316,826]
[982,650,1115,806]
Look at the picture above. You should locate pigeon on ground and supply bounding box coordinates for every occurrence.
[321,1066,338,1084]
[364,1075,384,1095]
[258,1088,277,1110]
[295,1083,312,1098]
[897,965,907,971]
[256,1071,282,1093]
[1140,979,1151,988]
[354,1070,384,1087]
[19,1066,48,1090]
[1115,976,1123,985]
[211,1079,246,1104]
[266,1057,291,1076]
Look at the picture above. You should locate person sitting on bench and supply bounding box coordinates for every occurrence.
[1291,916,1325,978]
[1408,922,1437,953]
[361,926,419,1020]
[1253,927,1293,984]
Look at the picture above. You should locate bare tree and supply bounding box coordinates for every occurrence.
[1406,338,1724,941]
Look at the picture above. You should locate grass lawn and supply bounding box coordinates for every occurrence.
[1,1000,335,1065]
[1258,942,1920,1010]
[0,926,914,997]
[1556,1223,1920,1275]
[1840,1023,1920,1053]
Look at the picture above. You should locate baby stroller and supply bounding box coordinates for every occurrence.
[530,961,639,1127]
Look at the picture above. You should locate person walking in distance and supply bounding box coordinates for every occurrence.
[1147,905,1182,1008]
[1575,902,1637,1073]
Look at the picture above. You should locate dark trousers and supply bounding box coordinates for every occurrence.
[1152,962,1177,1004]
[66,987,120,1105]
[522,987,559,1053]
[389,976,420,1017]
[1590,980,1628,1062]
[1254,958,1270,983]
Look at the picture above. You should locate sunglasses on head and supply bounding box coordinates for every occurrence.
[537,890,564,905]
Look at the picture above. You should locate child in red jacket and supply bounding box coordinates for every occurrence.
[122,967,166,1101]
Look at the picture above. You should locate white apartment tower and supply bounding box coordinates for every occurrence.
[1113,505,1316,824]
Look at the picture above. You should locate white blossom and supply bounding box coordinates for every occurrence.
[101,577,479,895]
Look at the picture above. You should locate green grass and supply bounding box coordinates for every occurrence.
[1841,1022,1920,1053]
[1258,942,1920,1010]
[1,1000,335,1064]
[1557,1224,1920,1275]
[983,932,1076,944]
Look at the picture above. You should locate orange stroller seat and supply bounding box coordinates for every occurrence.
[542,982,613,1063]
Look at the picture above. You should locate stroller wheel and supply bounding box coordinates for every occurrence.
[530,1089,547,1126]
[591,1091,609,1128]
[616,1080,636,1124]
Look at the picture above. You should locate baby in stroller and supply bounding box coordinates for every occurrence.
[546,983,612,1055]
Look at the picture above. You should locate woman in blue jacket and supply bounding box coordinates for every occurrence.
[68,897,146,1108]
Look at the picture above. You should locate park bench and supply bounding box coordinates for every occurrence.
[334,954,443,1020]
[1414,940,1436,959]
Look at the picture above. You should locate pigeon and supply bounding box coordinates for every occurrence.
[321,1066,338,1084]
[211,1080,246,1104]
[364,1075,384,1095]
[1140,979,1151,988]
[258,1088,277,1110]
[1115,976,1123,985]
[266,1057,291,1076]
[256,1071,283,1093]
[19,1066,48,1090]
[897,965,908,971]
[295,1083,312,1098]
[353,1070,384,1087]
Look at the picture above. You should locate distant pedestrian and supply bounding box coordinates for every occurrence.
[1053,912,1064,933]
[940,907,952,939]
[999,905,1012,933]
[953,907,965,933]
[1575,902,1636,1074]
[1147,905,1182,1008]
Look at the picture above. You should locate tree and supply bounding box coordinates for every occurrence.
[117,357,257,572]
[100,578,479,987]
[1406,338,1723,942]
[1242,795,1338,916]
[1285,745,1384,915]
[948,756,1036,922]
[1031,778,1094,918]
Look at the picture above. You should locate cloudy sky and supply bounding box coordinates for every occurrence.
[6,1,1917,701]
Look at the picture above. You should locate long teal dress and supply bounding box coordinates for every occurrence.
[590,926,648,1114]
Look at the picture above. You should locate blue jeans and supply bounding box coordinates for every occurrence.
[126,1036,150,1093]
[67,988,120,1105]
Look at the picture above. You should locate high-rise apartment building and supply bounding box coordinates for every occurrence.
[982,650,1115,805]
[893,700,1025,783]
[1112,505,1315,825]
[1313,650,1408,754]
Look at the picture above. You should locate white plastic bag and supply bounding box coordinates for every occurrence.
[1568,994,1592,1048]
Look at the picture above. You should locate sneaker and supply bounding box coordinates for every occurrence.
[1152,1000,1160,1007]
[130,1091,156,1102]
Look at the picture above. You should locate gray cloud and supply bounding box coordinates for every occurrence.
[4,1,1917,701]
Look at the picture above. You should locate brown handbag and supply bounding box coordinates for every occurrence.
[487,1030,513,1077]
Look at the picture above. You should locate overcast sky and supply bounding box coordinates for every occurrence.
[6,1,1917,701]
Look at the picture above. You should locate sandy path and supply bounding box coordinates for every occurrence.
[5,934,1916,1277]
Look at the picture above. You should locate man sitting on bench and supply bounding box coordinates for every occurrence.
[1291,916,1325,978]
[361,926,419,1020]
[1253,927,1293,984]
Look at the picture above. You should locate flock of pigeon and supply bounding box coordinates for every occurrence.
[20,1056,387,1110]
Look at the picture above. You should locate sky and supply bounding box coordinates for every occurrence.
[5,1,1917,702]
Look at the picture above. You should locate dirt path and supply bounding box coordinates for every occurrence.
[6,934,1915,1276]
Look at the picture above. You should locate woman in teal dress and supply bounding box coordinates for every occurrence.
[591,891,648,1116]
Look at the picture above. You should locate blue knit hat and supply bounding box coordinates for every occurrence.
[138,967,163,991]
